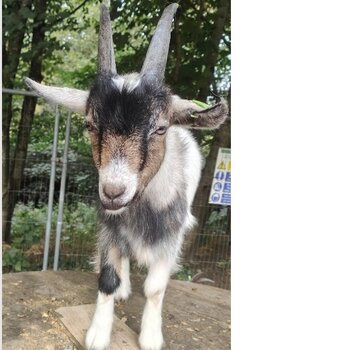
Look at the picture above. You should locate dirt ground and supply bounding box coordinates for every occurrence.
[2,271,230,350]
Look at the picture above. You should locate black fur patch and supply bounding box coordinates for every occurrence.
[97,209,133,257]
[86,73,170,136]
[102,192,188,246]
[98,264,120,295]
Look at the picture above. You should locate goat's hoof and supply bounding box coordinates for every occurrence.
[139,329,164,350]
[85,323,111,350]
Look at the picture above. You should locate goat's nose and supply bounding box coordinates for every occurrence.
[103,183,126,200]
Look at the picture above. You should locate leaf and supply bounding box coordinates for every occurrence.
[15,260,22,272]
[191,99,210,109]
[19,7,35,20]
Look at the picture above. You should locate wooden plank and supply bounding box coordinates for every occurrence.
[168,279,230,307]
[55,304,139,350]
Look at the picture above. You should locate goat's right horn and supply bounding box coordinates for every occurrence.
[141,3,179,81]
[98,4,117,75]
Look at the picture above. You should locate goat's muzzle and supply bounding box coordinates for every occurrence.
[99,183,129,211]
[98,177,139,212]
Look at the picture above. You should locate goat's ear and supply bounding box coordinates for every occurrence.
[24,78,89,114]
[171,95,229,129]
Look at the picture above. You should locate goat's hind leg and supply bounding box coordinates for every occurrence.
[86,245,127,350]
[139,259,174,350]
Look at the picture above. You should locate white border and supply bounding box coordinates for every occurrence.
[232,0,350,349]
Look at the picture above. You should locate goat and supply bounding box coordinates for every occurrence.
[25,3,228,350]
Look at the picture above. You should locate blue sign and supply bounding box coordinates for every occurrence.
[213,182,222,191]
[209,148,231,206]
[215,171,225,181]
[223,182,231,193]
[211,193,220,202]
[221,193,231,204]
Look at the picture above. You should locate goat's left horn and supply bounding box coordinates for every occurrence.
[141,3,179,80]
[98,4,117,75]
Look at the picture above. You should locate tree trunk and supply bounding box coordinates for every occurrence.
[5,0,47,243]
[197,0,230,101]
[2,0,33,242]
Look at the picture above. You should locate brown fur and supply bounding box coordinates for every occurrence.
[107,246,122,276]
[89,127,167,196]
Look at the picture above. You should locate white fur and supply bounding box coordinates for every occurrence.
[139,296,165,350]
[144,126,202,210]
[86,292,114,350]
[114,257,131,300]
[99,157,138,206]
[178,129,203,204]
[144,260,172,297]
[105,206,127,215]
[112,73,140,92]
[112,77,125,91]
[139,259,173,350]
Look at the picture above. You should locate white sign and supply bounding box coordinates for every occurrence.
[208,147,231,205]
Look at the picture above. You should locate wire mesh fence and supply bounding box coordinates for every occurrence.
[3,92,231,289]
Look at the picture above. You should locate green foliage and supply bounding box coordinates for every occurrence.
[25,105,91,157]
[11,203,46,247]
[176,264,194,281]
[2,201,97,272]
[108,0,230,99]
[3,247,31,272]
[48,3,99,88]
[61,202,97,242]
[205,207,230,235]
[192,99,210,109]
[11,105,97,204]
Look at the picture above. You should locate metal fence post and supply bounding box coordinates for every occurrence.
[42,105,60,271]
[53,112,72,271]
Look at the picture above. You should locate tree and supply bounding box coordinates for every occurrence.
[5,0,47,243]
[2,0,33,241]
[2,0,94,242]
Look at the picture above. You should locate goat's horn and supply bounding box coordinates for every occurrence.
[141,3,179,80]
[98,4,117,74]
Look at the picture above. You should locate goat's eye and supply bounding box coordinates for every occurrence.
[154,126,167,135]
[85,122,96,132]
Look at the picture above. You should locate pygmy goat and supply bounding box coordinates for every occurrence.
[25,3,228,350]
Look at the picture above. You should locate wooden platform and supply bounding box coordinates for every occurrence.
[56,304,139,349]
[2,271,230,350]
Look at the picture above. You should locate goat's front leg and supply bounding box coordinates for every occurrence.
[115,256,131,301]
[139,259,174,350]
[86,245,130,350]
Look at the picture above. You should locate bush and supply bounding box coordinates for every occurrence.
[3,201,97,272]
[62,202,97,242]
[3,247,30,272]
[11,202,47,247]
